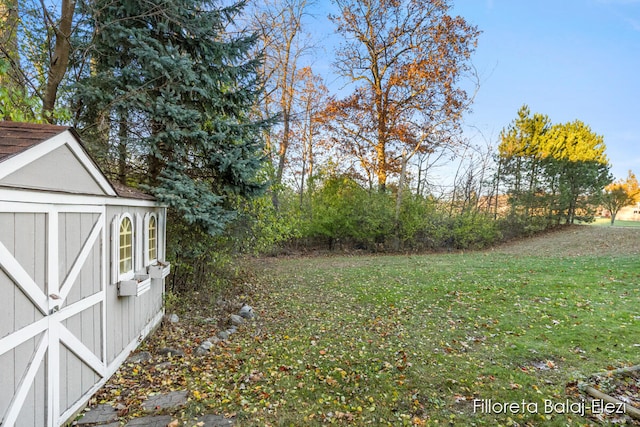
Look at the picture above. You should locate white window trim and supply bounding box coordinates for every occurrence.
[134,213,143,272]
[144,212,159,266]
[117,213,135,282]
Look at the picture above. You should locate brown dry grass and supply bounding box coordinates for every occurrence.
[491,225,640,257]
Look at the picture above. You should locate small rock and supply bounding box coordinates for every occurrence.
[158,347,184,358]
[207,336,221,344]
[155,361,172,370]
[227,326,237,334]
[166,313,179,323]
[239,305,256,319]
[230,314,244,326]
[200,340,213,350]
[217,330,229,340]
[127,351,152,364]
[194,346,210,357]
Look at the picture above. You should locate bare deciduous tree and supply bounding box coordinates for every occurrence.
[250,0,316,199]
[292,66,330,206]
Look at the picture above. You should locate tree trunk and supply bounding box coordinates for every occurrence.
[42,0,75,121]
[117,112,128,184]
[0,0,20,85]
[375,141,386,191]
[395,150,407,224]
[148,121,167,186]
[275,109,289,187]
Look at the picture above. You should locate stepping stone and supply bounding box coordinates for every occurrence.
[141,390,188,412]
[128,351,152,364]
[239,305,255,319]
[125,415,173,426]
[198,414,235,426]
[76,404,118,425]
[229,314,244,326]
[158,347,185,358]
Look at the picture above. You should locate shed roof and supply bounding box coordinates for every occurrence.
[0,121,155,201]
[0,121,71,162]
[112,181,156,200]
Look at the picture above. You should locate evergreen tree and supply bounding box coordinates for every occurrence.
[497,105,551,218]
[543,120,610,224]
[497,107,611,227]
[74,0,267,234]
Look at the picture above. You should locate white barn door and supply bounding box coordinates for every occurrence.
[0,203,107,427]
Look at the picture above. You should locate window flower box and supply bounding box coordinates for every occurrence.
[134,270,150,281]
[118,276,151,297]
[148,262,171,279]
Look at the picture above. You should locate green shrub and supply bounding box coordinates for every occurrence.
[227,191,303,254]
[165,214,235,294]
[449,212,502,249]
[303,175,394,250]
[396,194,445,250]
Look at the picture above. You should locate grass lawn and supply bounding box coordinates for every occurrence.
[100,227,640,426]
[183,228,639,426]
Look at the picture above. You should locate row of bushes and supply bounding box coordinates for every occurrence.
[239,175,505,253]
[165,175,563,292]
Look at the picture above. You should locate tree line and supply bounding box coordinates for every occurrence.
[1,0,638,291]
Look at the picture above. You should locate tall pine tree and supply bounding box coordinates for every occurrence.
[543,120,610,224]
[497,106,611,226]
[74,0,267,234]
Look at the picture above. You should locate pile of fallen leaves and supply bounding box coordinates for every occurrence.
[495,224,640,257]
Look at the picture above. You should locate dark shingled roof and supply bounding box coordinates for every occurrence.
[0,121,156,201]
[111,182,156,201]
[0,121,71,161]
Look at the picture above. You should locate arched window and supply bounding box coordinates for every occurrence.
[119,216,133,276]
[148,214,157,263]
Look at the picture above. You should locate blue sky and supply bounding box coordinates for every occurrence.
[450,0,640,179]
[309,0,639,180]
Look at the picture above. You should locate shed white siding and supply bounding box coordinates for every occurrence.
[0,123,168,427]
[0,202,108,426]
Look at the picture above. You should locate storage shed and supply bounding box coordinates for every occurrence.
[0,122,170,427]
